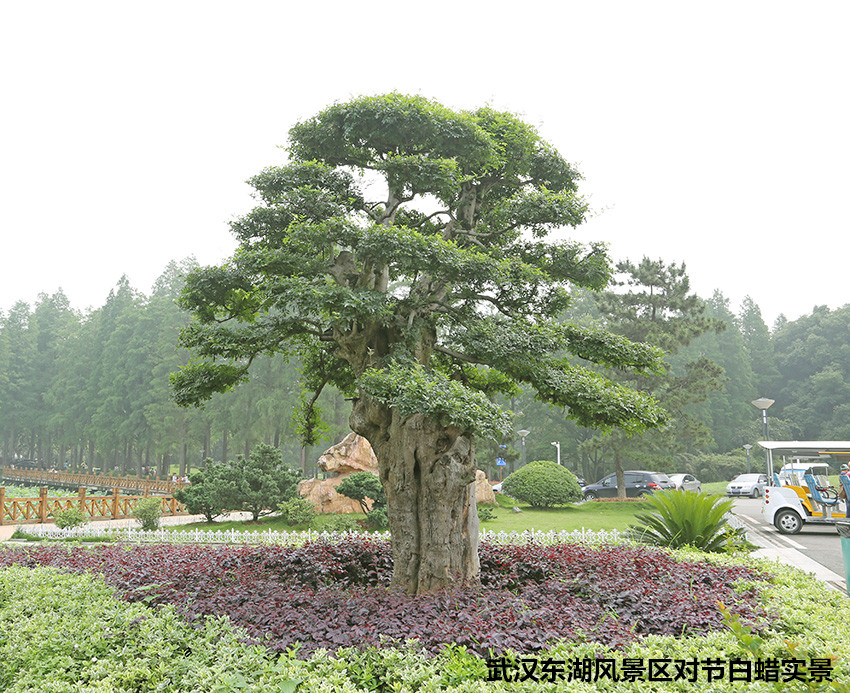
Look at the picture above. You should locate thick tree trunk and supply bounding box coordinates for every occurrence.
[351,397,480,594]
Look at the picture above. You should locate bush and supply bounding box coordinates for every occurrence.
[278,496,317,527]
[132,497,162,531]
[336,472,385,515]
[323,514,362,532]
[233,444,302,521]
[365,506,388,530]
[174,461,238,523]
[627,490,739,552]
[501,460,582,508]
[54,507,87,529]
[477,505,497,521]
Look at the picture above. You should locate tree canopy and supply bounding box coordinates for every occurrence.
[171,94,669,592]
[171,94,666,433]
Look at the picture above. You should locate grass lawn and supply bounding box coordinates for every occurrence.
[702,480,729,494]
[481,493,646,532]
[172,493,648,534]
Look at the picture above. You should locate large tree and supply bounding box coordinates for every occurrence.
[588,258,726,497]
[171,94,666,593]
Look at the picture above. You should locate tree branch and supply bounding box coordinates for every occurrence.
[433,344,484,365]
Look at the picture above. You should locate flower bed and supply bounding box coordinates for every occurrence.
[0,536,765,658]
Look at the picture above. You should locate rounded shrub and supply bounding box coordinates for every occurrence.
[132,497,162,531]
[501,460,582,508]
[54,507,88,529]
[278,496,317,527]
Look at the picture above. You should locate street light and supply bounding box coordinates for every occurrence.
[752,398,775,480]
[743,444,753,474]
[518,429,530,468]
[551,441,561,465]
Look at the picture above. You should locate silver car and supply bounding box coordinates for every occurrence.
[668,473,702,493]
[726,473,768,498]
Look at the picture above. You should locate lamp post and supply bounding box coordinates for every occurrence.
[518,429,530,469]
[743,444,753,474]
[551,441,561,466]
[752,397,775,480]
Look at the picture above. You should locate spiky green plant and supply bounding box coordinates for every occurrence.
[627,490,737,552]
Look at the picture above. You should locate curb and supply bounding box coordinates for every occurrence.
[735,512,848,594]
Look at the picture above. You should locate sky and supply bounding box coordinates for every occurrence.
[2,1,849,327]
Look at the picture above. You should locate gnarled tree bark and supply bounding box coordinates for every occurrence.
[350,396,480,594]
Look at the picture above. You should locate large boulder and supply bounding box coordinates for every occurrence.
[316,432,378,475]
[298,433,379,514]
[298,433,496,512]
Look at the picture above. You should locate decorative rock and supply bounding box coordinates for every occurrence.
[299,434,497,513]
[298,433,379,514]
[475,470,497,505]
[317,432,378,475]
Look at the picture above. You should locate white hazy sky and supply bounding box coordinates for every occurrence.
[2,1,848,327]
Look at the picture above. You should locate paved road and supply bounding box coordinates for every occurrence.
[732,497,848,594]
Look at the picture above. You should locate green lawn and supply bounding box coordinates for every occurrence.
[701,480,728,495]
[172,494,648,535]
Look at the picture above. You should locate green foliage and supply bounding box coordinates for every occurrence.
[719,602,850,692]
[360,361,514,439]
[174,462,239,523]
[477,505,497,521]
[335,471,385,515]
[232,444,301,522]
[677,451,750,483]
[132,496,162,531]
[628,490,738,552]
[321,514,362,533]
[501,460,582,508]
[4,549,850,691]
[278,496,317,527]
[53,506,87,529]
[173,92,670,445]
[364,506,389,530]
[0,566,308,692]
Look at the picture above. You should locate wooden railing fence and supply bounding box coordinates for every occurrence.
[0,487,187,525]
[0,467,187,494]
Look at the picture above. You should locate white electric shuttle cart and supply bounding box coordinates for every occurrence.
[758,441,850,534]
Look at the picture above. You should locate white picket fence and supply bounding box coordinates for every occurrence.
[16,524,628,546]
[15,513,746,546]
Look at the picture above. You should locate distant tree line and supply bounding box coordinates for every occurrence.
[0,259,350,478]
[0,256,845,482]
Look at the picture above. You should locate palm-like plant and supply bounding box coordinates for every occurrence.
[628,490,738,552]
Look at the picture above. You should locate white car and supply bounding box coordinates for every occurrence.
[726,473,768,498]
[668,473,702,493]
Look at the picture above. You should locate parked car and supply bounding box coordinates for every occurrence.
[726,473,768,498]
[582,471,675,500]
[668,473,702,493]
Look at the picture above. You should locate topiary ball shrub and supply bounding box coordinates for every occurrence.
[501,460,582,508]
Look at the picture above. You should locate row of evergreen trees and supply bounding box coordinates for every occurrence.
[1,256,846,482]
[0,259,349,478]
